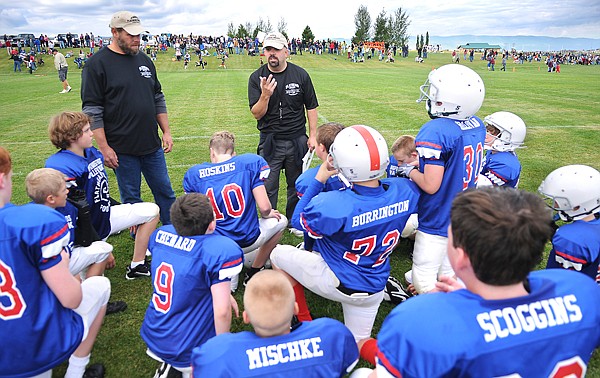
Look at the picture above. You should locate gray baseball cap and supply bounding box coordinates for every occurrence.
[109,11,148,35]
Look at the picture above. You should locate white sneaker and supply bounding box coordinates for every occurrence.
[289,227,304,237]
[404,269,413,284]
[66,86,72,92]
[59,89,68,94]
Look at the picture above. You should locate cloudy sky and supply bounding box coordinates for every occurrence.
[1,0,599,40]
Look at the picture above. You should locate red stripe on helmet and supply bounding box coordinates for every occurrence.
[353,125,380,171]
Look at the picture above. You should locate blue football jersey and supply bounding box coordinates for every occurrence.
[140,225,244,368]
[480,150,521,188]
[54,201,78,256]
[295,167,347,198]
[376,269,600,377]
[46,147,112,239]
[415,116,485,237]
[183,154,268,248]
[386,154,399,178]
[292,178,420,293]
[295,167,348,251]
[0,203,83,378]
[547,217,600,283]
[192,318,358,377]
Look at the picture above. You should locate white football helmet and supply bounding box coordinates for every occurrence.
[330,125,389,182]
[538,165,600,221]
[416,64,485,120]
[484,111,526,152]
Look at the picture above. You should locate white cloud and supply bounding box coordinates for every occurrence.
[1,0,598,40]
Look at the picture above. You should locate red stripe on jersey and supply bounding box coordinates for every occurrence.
[415,140,442,150]
[354,125,380,171]
[555,250,588,264]
[40,224,69,246]
[301,214,321,238]
[376,350,403,377]
[222,257,243,268]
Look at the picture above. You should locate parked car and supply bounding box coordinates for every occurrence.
[17,33,35,47]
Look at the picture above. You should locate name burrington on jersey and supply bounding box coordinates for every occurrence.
[351,199,411,228]
[196,162,236,178]
[246,336,324,369]
[154,229,197,252]
[477,294,582,342]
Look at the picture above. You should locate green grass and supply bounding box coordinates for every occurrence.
[1,48,600,377]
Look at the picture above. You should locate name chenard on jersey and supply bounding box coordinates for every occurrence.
[246,337,324,370]
[351,200,411,227]
[154,230,196,252]
[477,294,582,342]
[197,162,236,178]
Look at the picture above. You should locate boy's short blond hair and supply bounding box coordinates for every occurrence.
[243,270,295,337]
[391,135,416,155]
[25,168,66,204]
[209,131,235,155]
[48,111,91,150]
[316,122,345,153]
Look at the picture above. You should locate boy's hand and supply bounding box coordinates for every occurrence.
[396,163,415,179]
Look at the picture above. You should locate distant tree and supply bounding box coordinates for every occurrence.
[244,22,254,38]
[388,7,410,46]
[373,8,389,42]
[227,22,235,38]
[236,24,249,39]
[352,5,371,44]
[420,35,425,49]
[416,34,424,57]
[278,17,288,39]
[425,31,429,47]
[302,25,315,43]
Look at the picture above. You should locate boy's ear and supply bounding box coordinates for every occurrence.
[242,310,251,325]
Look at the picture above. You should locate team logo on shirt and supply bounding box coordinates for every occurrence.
[285,83,300,96]
[139,65,152,79]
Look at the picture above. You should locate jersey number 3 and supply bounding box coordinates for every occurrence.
[0,260,26,320]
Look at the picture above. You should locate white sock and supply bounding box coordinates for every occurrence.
[65,354,90,378]
[131,260,145,268]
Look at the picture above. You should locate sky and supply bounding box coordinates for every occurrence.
[1,0,599,41]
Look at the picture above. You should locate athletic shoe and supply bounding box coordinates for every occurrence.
[404,269,413,284]
[244,266,265,286]
[59,89,68,94]
[289,227,304,237]
[106,300,128,315]
[83,363,105,378]
[383,276,413,305]
[154,362,182,378]
[125,262,151,280]
[66,85,72,92]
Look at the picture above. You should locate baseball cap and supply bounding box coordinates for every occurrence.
[109,11,148,35]
[263,32,288,50]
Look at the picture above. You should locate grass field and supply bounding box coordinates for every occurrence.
[2,47,600,377]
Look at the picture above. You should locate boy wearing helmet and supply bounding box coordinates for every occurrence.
[478,111,526,188]
[539,165,600,283]
[396,64,486,294]
[270,125,420,365]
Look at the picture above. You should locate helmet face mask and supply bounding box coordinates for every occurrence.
[484,111,526,152]
[330,125,389,183]
[538,165,600,222]
[416,64,485,120]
